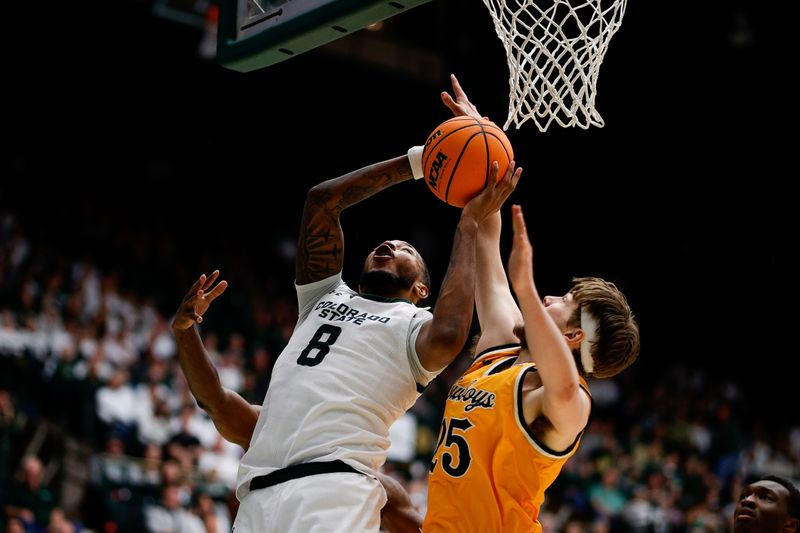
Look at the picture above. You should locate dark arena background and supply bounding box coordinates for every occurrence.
[2,0,799,531]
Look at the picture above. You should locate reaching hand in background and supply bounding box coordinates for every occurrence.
[172,270,228,331]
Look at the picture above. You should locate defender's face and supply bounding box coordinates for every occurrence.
[542,292,579,331]
[734,480,794,533]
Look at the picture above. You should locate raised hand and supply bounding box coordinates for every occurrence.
[441,74,486,121]
[462,161,522,223]
[172,270,228,331]
[508,205,534,294]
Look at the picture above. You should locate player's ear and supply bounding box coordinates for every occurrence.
[414,281,429,301]
[564,328,584,350]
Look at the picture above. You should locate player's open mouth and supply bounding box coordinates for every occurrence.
[374,244,394,259]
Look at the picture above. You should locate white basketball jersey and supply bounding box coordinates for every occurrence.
[236,274,438,501]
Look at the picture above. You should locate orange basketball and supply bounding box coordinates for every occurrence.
[422,116,514,207]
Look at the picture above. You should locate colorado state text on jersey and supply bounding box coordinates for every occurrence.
[314,300,392,325]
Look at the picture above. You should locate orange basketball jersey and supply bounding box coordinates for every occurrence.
[423,344,591,533]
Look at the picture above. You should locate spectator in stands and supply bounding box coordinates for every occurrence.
[191,491,230,533]
[3,455,55,530]
[0,390,20,486]
[95,368,138,444]
[143,484,204,533]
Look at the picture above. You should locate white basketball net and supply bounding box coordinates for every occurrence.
[481,0,628,131]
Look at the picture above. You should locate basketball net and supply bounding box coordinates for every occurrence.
[481,0,628,131]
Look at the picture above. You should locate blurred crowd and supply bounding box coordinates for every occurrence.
[1,209,799,533]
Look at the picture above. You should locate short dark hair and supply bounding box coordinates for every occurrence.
[761,475,800,519]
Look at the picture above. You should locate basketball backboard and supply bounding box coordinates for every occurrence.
[217,0,433,72]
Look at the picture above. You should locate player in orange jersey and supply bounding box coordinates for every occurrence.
[418,77,641,533]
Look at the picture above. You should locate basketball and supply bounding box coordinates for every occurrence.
[422,116,514,207]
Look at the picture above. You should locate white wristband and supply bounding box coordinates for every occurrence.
[407,145,425,180]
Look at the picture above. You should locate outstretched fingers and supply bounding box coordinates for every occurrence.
[494,160,522,199]
[463,160,522,222]
[508,204,534,290]
[205,279,228,303]
[508,163,523,189]
[511,204,528,241]
[173,271,226,331]
[202,270,220,291]
[441,91,459,115]
[441,73,482,119]
[486,161,501,189]
[449,73,466,101]
[183,270,227,319]
[186,270,221,299]
[187,273,207,297]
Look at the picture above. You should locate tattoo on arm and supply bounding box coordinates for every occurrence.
[296,156,415,284]
[297,194,344,283]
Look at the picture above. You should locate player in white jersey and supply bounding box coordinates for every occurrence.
[171,102,522,532]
